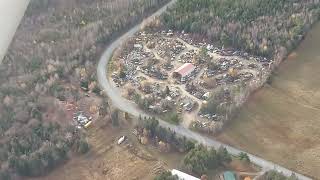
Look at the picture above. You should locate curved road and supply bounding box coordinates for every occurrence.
[97,1,312,179]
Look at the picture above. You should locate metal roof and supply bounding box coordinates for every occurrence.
[174,63,195,77]
[171,169,200,180]
[223,171,236,180]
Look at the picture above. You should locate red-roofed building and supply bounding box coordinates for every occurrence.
[173,63,195,81]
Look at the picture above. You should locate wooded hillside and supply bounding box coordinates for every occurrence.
[162,0,320,58]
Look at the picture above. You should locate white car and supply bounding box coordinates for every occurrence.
[117,136,126,145]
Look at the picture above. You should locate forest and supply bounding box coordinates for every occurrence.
[258,170,298,180]
[162,0,320,58]
[0,0,169,179]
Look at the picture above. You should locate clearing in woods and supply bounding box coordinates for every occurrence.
[30,120,177,180]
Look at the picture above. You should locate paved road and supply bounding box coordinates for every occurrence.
[96,1,312,179]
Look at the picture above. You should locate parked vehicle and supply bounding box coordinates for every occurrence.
[117,136,126,145]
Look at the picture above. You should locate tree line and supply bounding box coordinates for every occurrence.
[138,117,195,152]
[140,117,246,179]
[162,0,320,58]
[258,170,298,180]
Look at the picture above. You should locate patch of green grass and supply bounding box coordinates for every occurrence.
[163,112,181,125]
[27,57,42,72]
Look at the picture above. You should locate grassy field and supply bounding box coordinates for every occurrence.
[217,23,320,179]
[29,119,179,180]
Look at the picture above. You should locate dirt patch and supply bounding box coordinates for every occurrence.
[228,159,257,173]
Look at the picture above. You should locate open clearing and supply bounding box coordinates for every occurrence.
[28,117,257,180]
[30,121,173,180]
[217,23,320,179]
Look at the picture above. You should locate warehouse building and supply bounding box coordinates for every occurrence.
[173,63,195,81]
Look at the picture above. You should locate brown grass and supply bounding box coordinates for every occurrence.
[29,121,166,180]
[216,23,320,180]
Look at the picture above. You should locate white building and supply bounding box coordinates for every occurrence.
[171,169,200,180]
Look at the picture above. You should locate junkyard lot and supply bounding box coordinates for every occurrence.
[111,30,273,128]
